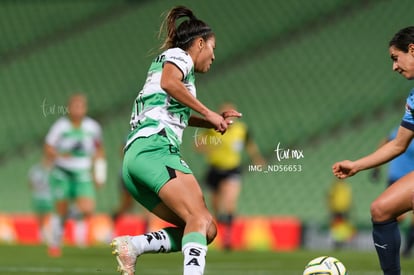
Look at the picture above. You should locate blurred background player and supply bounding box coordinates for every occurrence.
[112,173,135,221]
[28,157,53,246]
[196,102,265,250]
[327,178,355,249]
[371,126,414,257]
[112,144,135,222]
[44,93,106,256]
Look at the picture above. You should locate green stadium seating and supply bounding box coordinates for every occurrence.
[0,0,123,55]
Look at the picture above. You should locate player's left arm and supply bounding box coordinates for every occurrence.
[358,126,414,168]
[188,115,214,128]
[333,126,414,179]
[93,126,106,188]
[188,109,241,128]
[245,131,266,165]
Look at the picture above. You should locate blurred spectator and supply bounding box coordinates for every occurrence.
[327,178,355,249]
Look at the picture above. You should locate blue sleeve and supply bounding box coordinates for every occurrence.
[400,89,414,131]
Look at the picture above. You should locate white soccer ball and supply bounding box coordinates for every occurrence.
[303,256,347,275]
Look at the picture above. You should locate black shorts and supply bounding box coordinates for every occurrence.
[205,166,241,191]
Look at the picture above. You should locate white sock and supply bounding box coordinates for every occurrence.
[182,242,207,275]
[74,219,87,247]
[50,214,63,248]
[130,229,171,253]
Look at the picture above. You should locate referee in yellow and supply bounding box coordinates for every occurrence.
[196,103,265,250]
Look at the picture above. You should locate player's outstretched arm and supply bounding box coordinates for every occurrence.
[333,126,414,179]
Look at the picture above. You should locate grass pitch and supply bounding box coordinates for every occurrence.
[1,245,414,274]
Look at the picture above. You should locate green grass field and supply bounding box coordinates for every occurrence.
[1,245,414,274]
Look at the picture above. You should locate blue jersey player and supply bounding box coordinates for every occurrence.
[387,128,414,257]
[333,26,414,275]
[372,127,414,257]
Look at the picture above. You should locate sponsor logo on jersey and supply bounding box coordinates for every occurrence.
[180,159,189,169]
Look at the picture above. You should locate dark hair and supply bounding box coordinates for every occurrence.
[389,26,414,52]
[159,6,214,51]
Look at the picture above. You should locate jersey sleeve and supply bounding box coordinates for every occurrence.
[45,118,65,146]
[164,48,193,79]
[401,89,414,131]
[93,121,103,148]
[86,118,103,148]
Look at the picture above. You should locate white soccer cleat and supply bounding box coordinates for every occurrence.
[111,236,139,275]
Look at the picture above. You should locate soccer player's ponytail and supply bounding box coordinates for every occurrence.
[159,6,214,51]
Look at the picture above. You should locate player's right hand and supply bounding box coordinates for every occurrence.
[204,110,229,134]
[332,160,358,179]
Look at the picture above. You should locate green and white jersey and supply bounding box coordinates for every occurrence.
[45,117,102,171]
[126,47,196,149]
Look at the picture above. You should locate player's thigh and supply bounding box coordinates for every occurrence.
[32,197,54,215]
[75,196,95,214]
[49,168,71,201]
[372,171,414,220]
[73,178,96,214]
[219,176,241,198]
[158,171,211,222]
[123,169,162,212]
[123,134,192,211]
[219,178,241,206]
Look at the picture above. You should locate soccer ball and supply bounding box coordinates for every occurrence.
[303,256,347,275]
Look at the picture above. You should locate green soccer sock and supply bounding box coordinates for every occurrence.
[163,227,184,252]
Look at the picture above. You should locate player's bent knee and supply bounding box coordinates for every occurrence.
[184,211,216,243]
[192,213,217,244]
[206,221,217,244]
[370,200,391,222]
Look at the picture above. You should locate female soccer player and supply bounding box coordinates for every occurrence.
[333,26,414,275]
[110,6,241,275]
[45,94,106,256]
